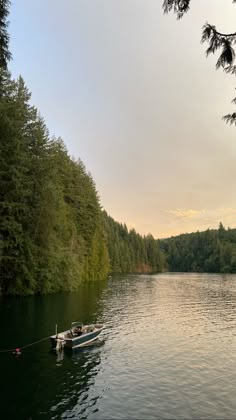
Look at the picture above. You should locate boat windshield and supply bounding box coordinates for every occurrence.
[71,321,83,329]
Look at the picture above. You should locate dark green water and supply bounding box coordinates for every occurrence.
[1,273,236,419]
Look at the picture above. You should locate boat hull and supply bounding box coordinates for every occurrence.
[50,325,103,350]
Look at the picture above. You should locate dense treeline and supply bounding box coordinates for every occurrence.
[160,223,236,273]
[103,211,165,274]
[0,0,165,295]
[0,70,111,295]
[0,73,165,296]
[2,71,236,295]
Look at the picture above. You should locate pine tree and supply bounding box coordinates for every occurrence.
[0,0,11,67]
[0,75,36,294]
[0,0,11,96]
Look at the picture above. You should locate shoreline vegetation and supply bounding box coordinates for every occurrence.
[0,75,235,297]
[160,223,236,275]
[1,73,235,298]
[0,72,165,296]
[0,3,164,296]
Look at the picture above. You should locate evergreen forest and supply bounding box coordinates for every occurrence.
[160,223,236,274]
[0,1,166,295]
[0,70,165,296]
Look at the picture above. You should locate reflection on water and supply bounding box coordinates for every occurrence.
[48,343,105,419]
[55,339,105,364]
[1,274,236,419]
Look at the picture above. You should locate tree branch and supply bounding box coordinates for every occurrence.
[163,0,236,125]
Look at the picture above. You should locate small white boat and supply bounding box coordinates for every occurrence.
[50,321,104,350]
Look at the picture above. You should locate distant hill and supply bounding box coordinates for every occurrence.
[159,223,236,273]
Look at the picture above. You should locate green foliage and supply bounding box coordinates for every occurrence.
[0,70,166,296]
[0,0,11,70]
[0,72,110,295]
[0,73,37,294]
[103,211,165,274]
[160,223,236,273]
[0,6,166,294]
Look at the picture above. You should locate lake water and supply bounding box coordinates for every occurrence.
[1,273,236,419]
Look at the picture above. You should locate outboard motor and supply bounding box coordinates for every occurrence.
[56,338,65,351]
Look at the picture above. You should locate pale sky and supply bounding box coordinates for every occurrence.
[9,0,236,238]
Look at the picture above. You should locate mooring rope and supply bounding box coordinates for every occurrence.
[0,335,51,354]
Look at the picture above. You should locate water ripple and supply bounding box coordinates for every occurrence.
[1,273,236,419]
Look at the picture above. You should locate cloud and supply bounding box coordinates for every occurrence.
[167,209,205,219]
[162,207,236,238]
[215,208,236,216]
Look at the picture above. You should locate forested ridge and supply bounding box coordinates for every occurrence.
[1,69,235,295]
[0,1,166,296]
[0,70,165,296]
[103,212,165,275]
[160,223,236,273]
